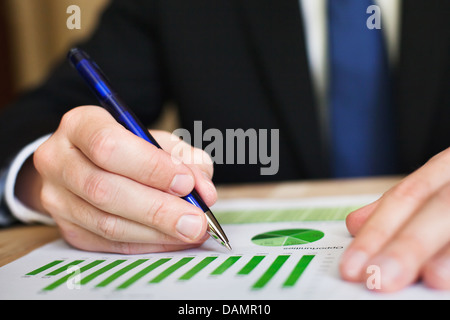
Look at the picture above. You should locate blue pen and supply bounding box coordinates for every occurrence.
[68,48,231,251]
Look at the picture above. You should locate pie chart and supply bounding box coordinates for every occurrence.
[251,229,324,247]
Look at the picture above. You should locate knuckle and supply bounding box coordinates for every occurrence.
[96,214,122,240]
[58,223,81,245]
[59,109,77,129]
[394,233,429,263]
[203,151,214,171]
[390,178,430,204]
[194,149,214,174]
[140,149,165,184]
[435,183,450,206]
[199,148,213,165]
[83,173,111,207]
[144,197,165,227]
[33,140,55,176]
[33,147,46,176]
[60,107,86,133]
[111,242,134,255]
[87,128,116,167]
[366,225,391,243]
[40,185,58,214]
[39,184,67,217]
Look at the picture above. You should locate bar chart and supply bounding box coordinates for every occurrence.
[3,196,385,299]
[5,195,450,299]
[24,253,316,293]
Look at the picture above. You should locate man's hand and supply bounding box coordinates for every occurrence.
[28,106,217,254]
[340,148,450,292]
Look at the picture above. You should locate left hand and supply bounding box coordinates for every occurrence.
[340,148,450,292]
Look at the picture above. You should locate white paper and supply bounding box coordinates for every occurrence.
[1,195,449,300]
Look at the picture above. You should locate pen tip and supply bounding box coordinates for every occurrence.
[224,242,232,251]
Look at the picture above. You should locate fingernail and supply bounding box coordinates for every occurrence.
[371,256,403,289]
[170,174,194,196]
[201,170,212,182]
[341,250,369,280]
[176,215,203,240]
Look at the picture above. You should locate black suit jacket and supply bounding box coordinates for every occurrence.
[1,0,449,184]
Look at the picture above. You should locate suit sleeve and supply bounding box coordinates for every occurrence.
[0,167,18,227]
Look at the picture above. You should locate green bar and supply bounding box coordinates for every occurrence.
[79,260,127,285]
[237,256,265,275]
[43,260,105,291]
[26,260,64,276]
[215,206,362,224]
[149,257,194,284]
[252,255,290,290]
[210,256,241,275]
[179,257,217,280]
[283,255,315,288]
[96,259,148,287]
[46,260,84,276]
[117,258,171,289]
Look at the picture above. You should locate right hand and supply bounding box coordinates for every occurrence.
[31,106,217,254]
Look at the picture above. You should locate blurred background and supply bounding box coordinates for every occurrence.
[0,0,178,130]
[0,0,110,110]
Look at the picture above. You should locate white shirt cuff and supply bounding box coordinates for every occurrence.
[5,134,55,225]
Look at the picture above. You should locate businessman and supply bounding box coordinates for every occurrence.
[0,0,449,292]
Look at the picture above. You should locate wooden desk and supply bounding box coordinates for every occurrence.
[0,176,401,267]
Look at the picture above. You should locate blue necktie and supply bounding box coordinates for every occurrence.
[328,0,396,177]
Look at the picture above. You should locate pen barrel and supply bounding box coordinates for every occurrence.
[99,95,162,148]
[182,189,209,213]
[68,48,161,148]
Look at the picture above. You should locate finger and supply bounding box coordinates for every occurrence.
[362,184,450,292]
[153,129,215,178]
[152,130,217,206]
[41,182,194,245]
[189,165,217,208]
[340,151,450,281]
[56,146,208,243]
[422,244,450,290]
[62,106,195,196]
[345,200,380,236]
[63,191,197,245]
[57,219,206,254]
